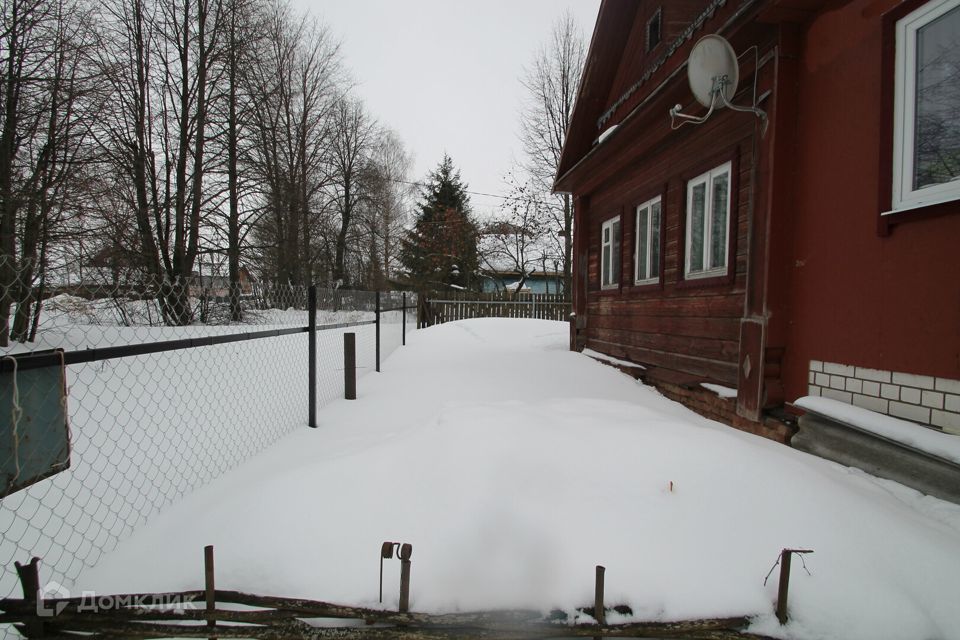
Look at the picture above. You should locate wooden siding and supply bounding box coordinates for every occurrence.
[580,101,759,387]
[605,1,708,113]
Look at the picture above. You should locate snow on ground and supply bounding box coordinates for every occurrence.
[76,319,960,640]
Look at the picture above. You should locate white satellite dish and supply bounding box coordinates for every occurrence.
[688,35,739,108]
[669,34,766,134]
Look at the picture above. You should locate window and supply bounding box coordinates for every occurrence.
[891,0,960,213]
[601,216,621,289]
[634,196,661,284]
[685,162,731,279]
[646,8,662,52]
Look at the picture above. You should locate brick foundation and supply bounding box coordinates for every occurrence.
[606,363,796,444]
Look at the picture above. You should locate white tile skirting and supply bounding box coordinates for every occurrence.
[808,360,960,435]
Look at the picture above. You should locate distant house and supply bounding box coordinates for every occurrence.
[556,0,960,441]
[480,269,564,295]
[478,222,565,295]
[189,266,257,297]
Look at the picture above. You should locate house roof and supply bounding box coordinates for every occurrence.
[554,0,845,193]
[553,0,638,188]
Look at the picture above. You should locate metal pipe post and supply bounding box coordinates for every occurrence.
[375,291,381,372]
[205,545,216,638]
[402,292,407,346]
[399,559,411,613]
[344,333,356,400]
[308,285,317,428]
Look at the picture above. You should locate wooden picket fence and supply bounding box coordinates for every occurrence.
[420,291,570,326]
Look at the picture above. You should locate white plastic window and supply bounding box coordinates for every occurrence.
[891,0,960,213]
[685,162,731,279]
[634,197,661,284]
[601,216,621,289]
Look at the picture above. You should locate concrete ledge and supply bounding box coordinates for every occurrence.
[793,411,960,505]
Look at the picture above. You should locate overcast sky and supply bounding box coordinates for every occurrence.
[290,0,601,219]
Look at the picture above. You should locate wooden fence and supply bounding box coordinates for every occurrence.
[420,292,570,326]
[0,549,796,639]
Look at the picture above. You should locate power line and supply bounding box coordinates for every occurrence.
[387,177,556,205]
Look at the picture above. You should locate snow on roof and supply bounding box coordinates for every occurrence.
[795,396,960,465]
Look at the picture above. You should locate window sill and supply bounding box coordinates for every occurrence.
[625,280,663,295]
[884,189,960,216]
[676,270,733,289]
[879,197,959,235]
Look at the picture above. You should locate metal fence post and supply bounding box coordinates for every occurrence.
[308,285,317,428]
[595,565,606,626]
[398,543,412,613]
[375,291,381,373]
[204,545,216,638]
[402,292,407,346]
[344,333,356,400]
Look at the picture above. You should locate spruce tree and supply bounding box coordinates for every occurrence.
[401,155,480,291]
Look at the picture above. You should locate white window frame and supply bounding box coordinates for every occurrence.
[600,216,621,290]
[890,0,960,213]
[684,162,732,279]
[634,196,661,285]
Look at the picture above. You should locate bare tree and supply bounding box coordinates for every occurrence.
[479,172,558,295]
[92,0,224,325]
[327,96,375,286]
[519,9,585,298]
[364,128,412,287]
[0,0,99,345]
[244,2,342,287]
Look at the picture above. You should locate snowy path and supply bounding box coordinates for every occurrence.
[78,319,960,640]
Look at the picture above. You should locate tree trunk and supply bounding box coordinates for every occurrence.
[227,0,242,321]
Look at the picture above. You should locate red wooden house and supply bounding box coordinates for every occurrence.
[556,0,960,442]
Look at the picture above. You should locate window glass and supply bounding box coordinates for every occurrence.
[689,183,706,273]
[650,201,661,279]
[914,5,960,191]
[602,244,610,285]
[710,173,729,269]
[611,219,621,285]
[637,207,649,281]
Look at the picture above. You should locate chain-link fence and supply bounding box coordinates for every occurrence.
[0,256,417,624]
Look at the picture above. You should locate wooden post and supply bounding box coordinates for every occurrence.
[775,548,812,624]
[344,333,356,400]
[14,557,44,637]
[205,545,216,639]
[775,550,791,625]
[594,565,606,626]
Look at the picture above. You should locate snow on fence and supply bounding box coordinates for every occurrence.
[421,291,570,326]
[0,264,416,623]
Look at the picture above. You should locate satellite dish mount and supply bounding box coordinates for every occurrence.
[669,35,767,135]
